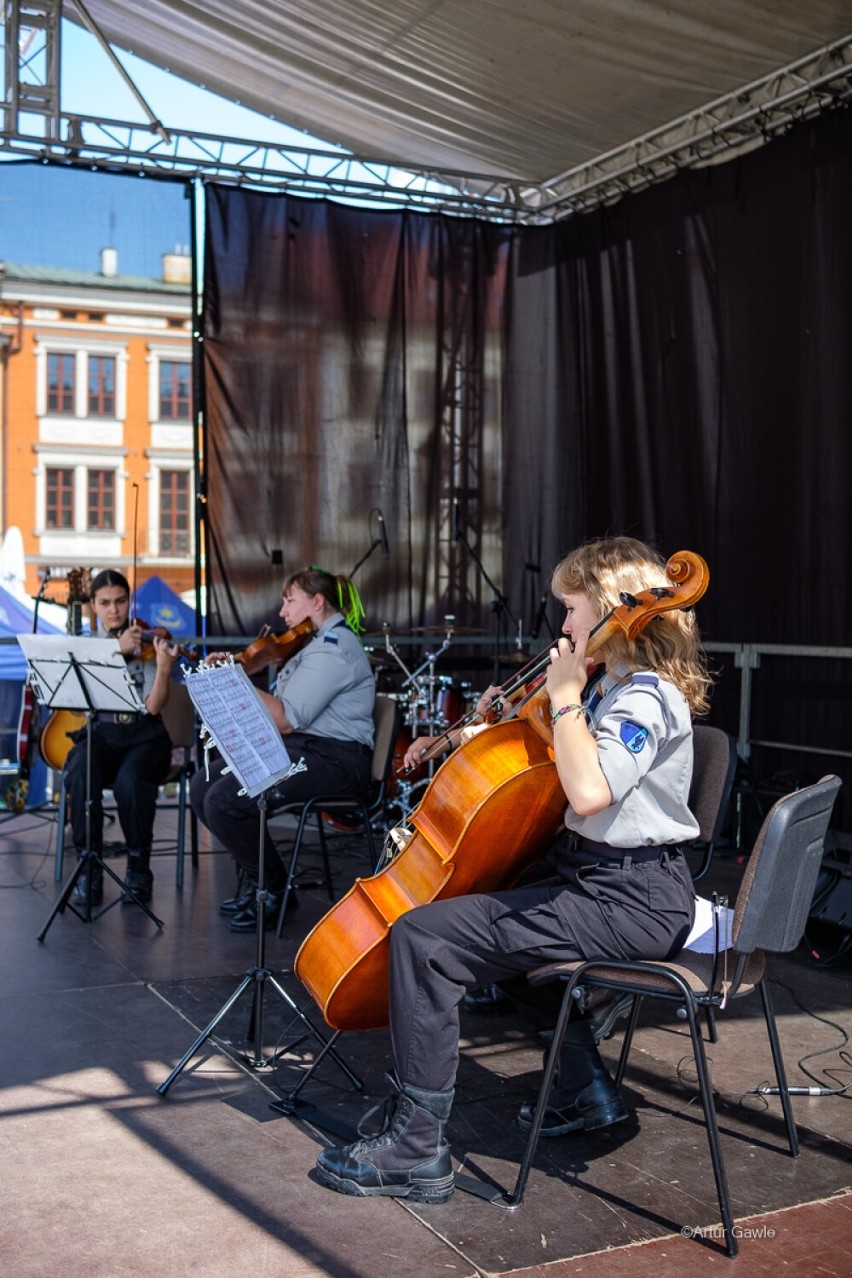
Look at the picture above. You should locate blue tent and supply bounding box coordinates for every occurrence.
[133,576,197,637]
[0,584,63,681]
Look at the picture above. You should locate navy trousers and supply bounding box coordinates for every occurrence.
[189,731,371,888]
[64,717,172,854]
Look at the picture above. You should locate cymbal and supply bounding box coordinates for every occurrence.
[365,648,398,668]
[410,624,487,635]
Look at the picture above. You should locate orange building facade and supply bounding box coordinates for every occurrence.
[0,249,195,610]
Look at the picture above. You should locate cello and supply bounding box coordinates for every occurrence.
[295,549,710,1031]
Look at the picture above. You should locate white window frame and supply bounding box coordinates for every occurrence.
[35,335,129,422]
[35,447,127,536]
[147,344,192,424]
[147,457,195,561]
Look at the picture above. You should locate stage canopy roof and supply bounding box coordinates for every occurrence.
[6,2,848,219]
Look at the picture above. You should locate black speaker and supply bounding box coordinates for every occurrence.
[809,854,852,933]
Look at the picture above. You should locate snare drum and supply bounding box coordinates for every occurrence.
[433,677,472,727]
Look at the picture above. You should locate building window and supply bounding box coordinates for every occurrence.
[160,470,190,553]
[47,353,75,414]
[159,361,191,421]
[87,469,115,530]
[88,355,116,417]
[46,467,75,527]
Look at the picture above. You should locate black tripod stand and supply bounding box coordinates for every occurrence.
[158,791,361,1093]
[453,503,518,685]
[19,640,165,940]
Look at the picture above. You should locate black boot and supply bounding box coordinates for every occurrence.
[518,1029,629,1137]
[228,887,298,931]
[463,983,510,1014]
[316,1076,455,1201]
[219,880,258,915]
[73,852,103,905]
[122,849,153,904]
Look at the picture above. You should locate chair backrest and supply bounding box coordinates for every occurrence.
[370,693,404,793]
[734,774,842,954]
[160,681,196,751]
[689,725,737,845]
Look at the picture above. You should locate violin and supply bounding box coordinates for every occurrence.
[234,618,316,676]
[295,549,710,1031]
[136,623,197,663]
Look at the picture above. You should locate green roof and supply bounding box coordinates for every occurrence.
[0,261,190,293]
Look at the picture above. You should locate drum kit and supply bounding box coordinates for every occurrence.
[365,616,481,819]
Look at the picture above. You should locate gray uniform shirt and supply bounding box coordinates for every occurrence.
[274,612,375,748]
[565,664,698,847]
[97,624,158,711]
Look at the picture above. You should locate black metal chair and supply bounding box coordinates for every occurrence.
[53,681,198,887]
[510,773,842,1258]
[687,724,738,881]
[273,693,403,935]
[157,681,199,888]
[571,723,738,1039]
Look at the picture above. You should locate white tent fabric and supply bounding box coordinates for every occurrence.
[65,1,852,184]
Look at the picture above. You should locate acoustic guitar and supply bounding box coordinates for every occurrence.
[38,568,90,771]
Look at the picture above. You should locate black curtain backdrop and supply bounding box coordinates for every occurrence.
[202,107,852,823]
[202,189,510,639]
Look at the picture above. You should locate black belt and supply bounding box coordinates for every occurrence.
[299,733,372,758]
[572,834,681,864]
[98,712,142,725]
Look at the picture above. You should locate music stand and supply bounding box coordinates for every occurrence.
[157,661,361,1093]
[17,635,166,939]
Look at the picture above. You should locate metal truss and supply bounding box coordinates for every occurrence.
[530,35,852,219]
[2,3,851,223]
[0,107,523,218]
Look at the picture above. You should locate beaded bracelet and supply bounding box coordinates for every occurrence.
[550,702,589,727]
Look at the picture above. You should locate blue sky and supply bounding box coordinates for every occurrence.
[0,18,334,277]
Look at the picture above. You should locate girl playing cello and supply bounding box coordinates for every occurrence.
[315,535,712,1201]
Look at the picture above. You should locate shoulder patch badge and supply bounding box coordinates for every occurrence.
[323,631,340,644]
[620,721,648,753]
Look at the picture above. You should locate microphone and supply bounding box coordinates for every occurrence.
[756,1085,837,1096]
[452,497,462,542]
[376,510,390,557]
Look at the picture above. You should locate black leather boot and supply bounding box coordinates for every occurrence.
[315,1076,455,1201]
[219,881,258,915]
[518,1033,629,1137]
[73,853,103,905]
[227,887,296,931]
[122,849,153,903]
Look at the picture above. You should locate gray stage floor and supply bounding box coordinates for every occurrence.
[1,802,851,1277]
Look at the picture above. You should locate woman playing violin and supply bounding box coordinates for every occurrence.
[190,567,376,931]
[64,569,181,905]
[315,535,712,1202]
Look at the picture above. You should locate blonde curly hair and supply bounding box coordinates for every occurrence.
[550,536,712,715]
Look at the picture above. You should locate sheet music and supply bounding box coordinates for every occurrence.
[17,634,144,713]
[184,661,294,798]
[684,895,734,953]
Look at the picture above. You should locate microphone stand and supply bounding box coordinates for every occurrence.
[454,523,517,686]
[349,537,383,579]
[349,508,389,578]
